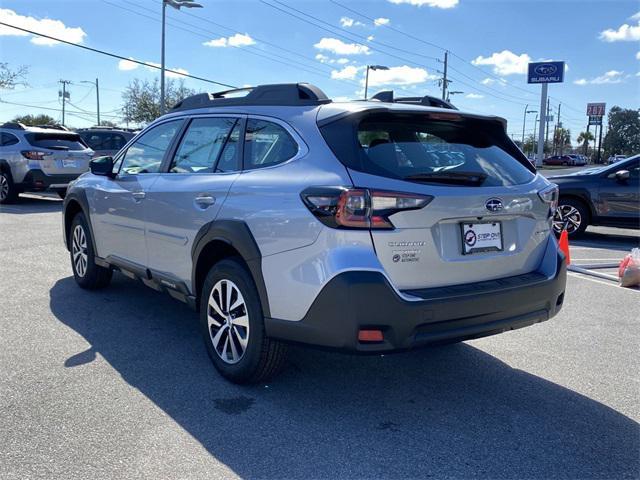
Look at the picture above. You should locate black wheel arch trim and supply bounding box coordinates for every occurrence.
[191,219,270,318]
[63,190,98,255]
[557,189,595,218]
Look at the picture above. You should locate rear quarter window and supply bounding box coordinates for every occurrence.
[25,133,88,151]
[321,112,535,187]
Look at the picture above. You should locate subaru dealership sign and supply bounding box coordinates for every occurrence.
[527,61,565,84]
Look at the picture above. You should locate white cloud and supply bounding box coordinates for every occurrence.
[340,16,364,27]
[472,50,531,75]
[314,37,370,55]
[374,17,390,26]
[480,77,495,85]
[0,8,86,46]
[465,93,484,99]
[573,70,627,85]
[388,0,458,8]
[336,58,350,64]
[365,65,436,86]
[117,58,188,77]
[118,58,139,71]
[331,65,362,80]
[315,53,331,63]
[367,35,375,41]
[599,22,640,42]
[203,33,255,48]
[636,51,640,60]
[630,11,640,21]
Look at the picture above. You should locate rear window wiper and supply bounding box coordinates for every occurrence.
[403,171,487,186]
[47,145,70,151]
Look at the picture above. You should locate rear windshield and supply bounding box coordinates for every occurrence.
[79,131,132,151]
[25,133,88,151]
[320,112,535,187]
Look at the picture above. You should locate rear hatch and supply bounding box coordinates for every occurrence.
[25,131,93,175]
[319,109,555,290]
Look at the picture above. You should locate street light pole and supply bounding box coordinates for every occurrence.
[160,0,203,115]
[522,106,537,155]
[81,78,100,125]
[364,64,389,100]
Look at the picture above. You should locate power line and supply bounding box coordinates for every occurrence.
[0,21,236,89]
[0,98,121,119]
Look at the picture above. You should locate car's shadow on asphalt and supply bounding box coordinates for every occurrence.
[49,275,639,479]
[0,195,62,215]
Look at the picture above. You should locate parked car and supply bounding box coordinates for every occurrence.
[62,83,567,383]
[543,155,578,166]
[566,154,587,166]
[0,122,94,203]
[548,154,640,237]
[77,127,135,158]
[607,154,627,165]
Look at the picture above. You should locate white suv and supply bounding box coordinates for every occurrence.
[0,122,93,203]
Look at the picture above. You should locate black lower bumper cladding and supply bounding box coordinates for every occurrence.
[266,253,567,353]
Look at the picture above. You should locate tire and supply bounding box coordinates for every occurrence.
[561,162,568,166]
[70,212,112,289]
[553,198,589,238]
[56,189,67,199]
[200,258,287,384]
[0,170,19,204]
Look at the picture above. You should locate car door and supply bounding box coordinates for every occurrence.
[91,119,185,269]
[596,159,640,226]
[144,116,243,289]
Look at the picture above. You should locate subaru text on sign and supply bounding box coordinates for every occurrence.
[527,61,565,84]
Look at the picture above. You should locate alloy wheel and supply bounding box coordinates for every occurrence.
[0,174,9,201]
[72,225,88,277]
[553,205,582,234]
[207,279,250,364]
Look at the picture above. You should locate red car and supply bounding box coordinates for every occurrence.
[543,155,575,166]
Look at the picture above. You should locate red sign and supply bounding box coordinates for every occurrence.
[587,103,606,116]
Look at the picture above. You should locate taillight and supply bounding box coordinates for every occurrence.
[538,184,559,217]
[21,151,47,161]
[301,187,432,230]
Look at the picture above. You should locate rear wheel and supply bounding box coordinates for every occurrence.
[553,198,589,237]
[70,213,112,289]
[0,171,19,204]
[200,258,287,384]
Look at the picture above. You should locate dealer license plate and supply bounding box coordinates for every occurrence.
[62,159,77,168]
[461,222,503,254]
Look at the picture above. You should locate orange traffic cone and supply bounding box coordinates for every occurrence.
[558,229,571,265]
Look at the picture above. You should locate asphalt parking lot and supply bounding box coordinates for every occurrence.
[1,191,639,480]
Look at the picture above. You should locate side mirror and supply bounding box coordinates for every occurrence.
[615,170,630,182]
[90,156,115,178]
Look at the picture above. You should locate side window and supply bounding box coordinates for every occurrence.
[216,121,242,173]
[1,133,19,146]
[244,119,298,170]
[170,117,237,173]
[119,120,183,175]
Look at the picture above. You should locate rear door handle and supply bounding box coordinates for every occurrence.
[194,194,215,209]
[132,191,146,200]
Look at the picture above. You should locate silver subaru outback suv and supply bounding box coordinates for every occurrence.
[62,83,566,384]
[0,123,93,203]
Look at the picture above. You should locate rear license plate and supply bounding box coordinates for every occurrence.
[62,159,77,168]
[461,222,503,254]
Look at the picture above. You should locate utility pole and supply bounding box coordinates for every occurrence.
[556,103,563,155]
[597,120,604,164]
[96,78,100,125]
[59,80,71,126]
[441,51,449,101]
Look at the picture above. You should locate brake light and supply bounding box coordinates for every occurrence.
[538,184,559,217]
[21,151,47,161]
[301,187,432,229]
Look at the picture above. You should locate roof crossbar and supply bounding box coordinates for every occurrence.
[171,82,331,111]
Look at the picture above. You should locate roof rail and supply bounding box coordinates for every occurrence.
[35,124,70,131]
[171,83,331,111]
[370,90,458,110]
[0,122,27,130]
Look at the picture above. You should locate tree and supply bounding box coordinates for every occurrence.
[576,131,595,155]
[602,106,640,158]
[0,63,28,89]
[122,78,195,124]
[553,127,571,155]
[99,120,118,127]
[12,114,59,126]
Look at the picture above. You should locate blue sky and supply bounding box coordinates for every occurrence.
[1,0,638,142]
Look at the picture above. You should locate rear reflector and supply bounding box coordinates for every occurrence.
[358,329,384,342]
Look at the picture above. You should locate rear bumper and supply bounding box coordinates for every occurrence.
[17,170,79,191]
[265,252,566,353]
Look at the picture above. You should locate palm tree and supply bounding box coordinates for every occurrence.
[576,131,595,155]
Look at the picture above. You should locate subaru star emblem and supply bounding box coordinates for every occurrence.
[534,63,557,76]
[485,198,503,212]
